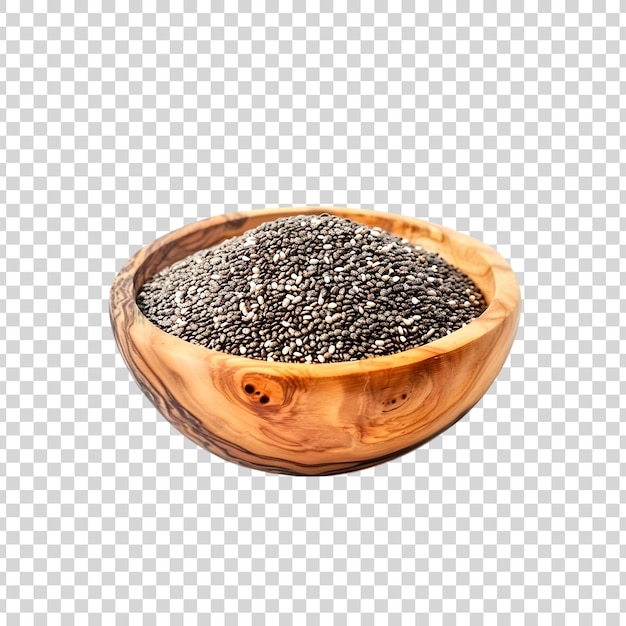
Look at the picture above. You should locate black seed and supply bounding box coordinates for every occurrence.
[136,214,487,363]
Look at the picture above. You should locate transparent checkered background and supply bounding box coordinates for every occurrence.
[1,2,624,623]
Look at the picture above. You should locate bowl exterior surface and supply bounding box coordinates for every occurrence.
[110,208,521,475]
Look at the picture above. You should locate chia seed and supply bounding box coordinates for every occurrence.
[136,214,487,363]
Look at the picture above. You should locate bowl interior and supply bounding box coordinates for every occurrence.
[132,207,496,306]
[118,206,519,379]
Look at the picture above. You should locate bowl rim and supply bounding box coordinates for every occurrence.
[111,206,521,377]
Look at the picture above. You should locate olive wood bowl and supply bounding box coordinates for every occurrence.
[110,207,520,475]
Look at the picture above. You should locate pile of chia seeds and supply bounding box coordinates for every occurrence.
[137,214,487,363]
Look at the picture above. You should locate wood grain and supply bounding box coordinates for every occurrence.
[110,207,521,475]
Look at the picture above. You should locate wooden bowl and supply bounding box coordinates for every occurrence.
[110,208,520,475]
